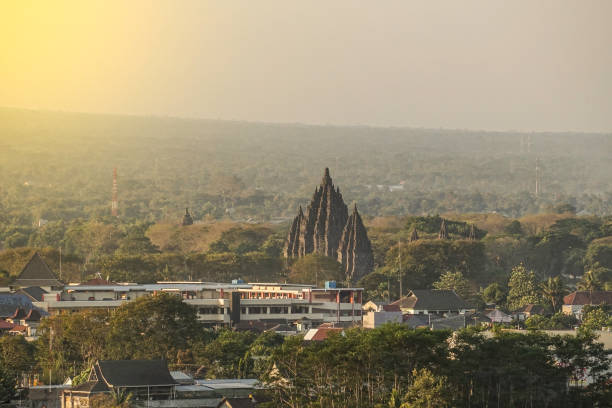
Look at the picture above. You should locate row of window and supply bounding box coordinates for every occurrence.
[197,307,363,316]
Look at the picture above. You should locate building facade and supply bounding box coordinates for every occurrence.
[33,281,363,327]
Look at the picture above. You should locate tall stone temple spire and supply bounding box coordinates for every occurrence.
[409,227,419,242]
[438,219,449,239]
[284,168,373,282]
[337,204,374,282]
[182,208,194,226]
[468,224,476,240]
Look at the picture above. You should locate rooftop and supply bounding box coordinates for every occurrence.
[97,360,177,387]
[390,289,468,311]
[563,291,612,306]
[14,253,63,288]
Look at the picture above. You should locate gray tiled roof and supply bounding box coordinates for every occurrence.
[0,294,33,318]
[14,253,62,287]
[391,289,468,311]
[97,360,177,387]
[17,286,48,302]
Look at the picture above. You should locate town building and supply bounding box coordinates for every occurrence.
[388,289,470,316]
[562,291,612,318]
[61,360,177,408]
[60,360,261,408]
[31,281,363,328]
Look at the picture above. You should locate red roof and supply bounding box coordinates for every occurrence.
[309,328,343,341]
[563,291,612,306]
[0,321,16,329]
[9,325,27,333]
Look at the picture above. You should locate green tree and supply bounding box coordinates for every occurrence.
[432,271,474,303]
[0,334,35,374]
[503,220,523,236]
[90,388,134,408]
[106,293,202,361]
[288,254,344,287]
[581,306,611,331]
[540,276,567,312]
[506,264,541,311]
[0,365,17,403]
[482,282,506,305]
[578,269,603,291]
[400,368,450,408]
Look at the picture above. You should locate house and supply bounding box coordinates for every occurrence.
[362,308,402,328]
[61,360,177,408]
[485,309,513,323]
[362,300,385,313]
[5,307,43,336]
[514,304,546,321]
[216,397,256,408]
[303,327,344,341]
[562,291,612,318]
[16,286,48,302]
[389,290,470,316]
[12,253,63,291]
[0,293,35,319]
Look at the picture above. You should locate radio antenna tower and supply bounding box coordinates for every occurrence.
[111,168,118,217]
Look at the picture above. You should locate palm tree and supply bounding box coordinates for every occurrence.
[540,276,567,312]
[577,270,602,291]
[110,388,134,408]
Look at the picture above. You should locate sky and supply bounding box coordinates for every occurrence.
[1,1,611,132]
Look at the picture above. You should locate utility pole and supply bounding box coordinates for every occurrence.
[111,167,118,217]
[59,246,62,281]
[535,158,542,197]
[398,237,402,300]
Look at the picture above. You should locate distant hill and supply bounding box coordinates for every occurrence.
[1,107,611,225]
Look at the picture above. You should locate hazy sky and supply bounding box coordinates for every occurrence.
[1,1,611,132]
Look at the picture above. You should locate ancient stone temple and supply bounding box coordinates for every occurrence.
[182,208,193,226]
[337,205,374,282]
[284,168,373,282]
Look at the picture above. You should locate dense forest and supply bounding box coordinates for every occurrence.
[1,107,611,228]
[1,108,611,294]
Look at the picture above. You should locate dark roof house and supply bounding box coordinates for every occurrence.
[13,253,63,288]
[64,360,177,403]
[16,286,48,302]
[0,293,35,318]
[390,290,468,314]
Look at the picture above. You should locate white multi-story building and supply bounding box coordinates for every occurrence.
[34,281,363,327]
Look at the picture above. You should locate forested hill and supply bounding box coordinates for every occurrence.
[1,107,611,224]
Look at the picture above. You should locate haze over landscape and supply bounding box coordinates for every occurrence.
[1,2,612,408]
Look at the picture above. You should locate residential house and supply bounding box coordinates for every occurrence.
[303,327,344,341]
[362,303,402,329]
[12,252,63,292]
[514,304,546,321]
[5,307,43,336]
[485,309,513,324]
[562,291,612,318]
[61,360,177,408]
[389,290,470,316]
